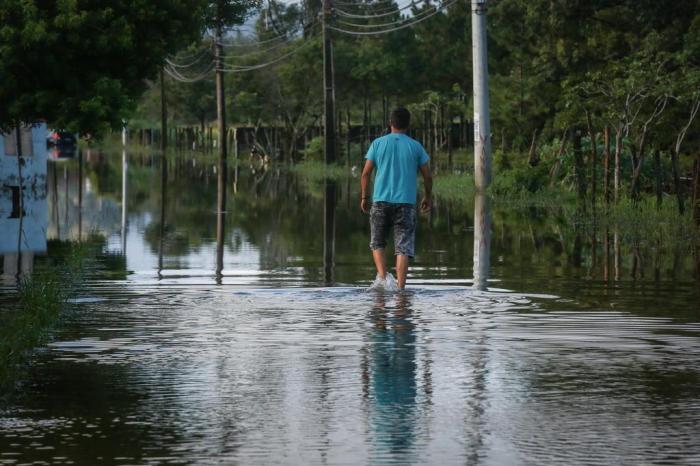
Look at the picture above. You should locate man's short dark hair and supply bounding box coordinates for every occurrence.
[390,107,411,130]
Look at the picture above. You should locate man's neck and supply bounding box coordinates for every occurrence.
[390,127,407,134]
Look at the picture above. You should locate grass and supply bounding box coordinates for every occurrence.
[289,160,350,184]
[0,240,100,395]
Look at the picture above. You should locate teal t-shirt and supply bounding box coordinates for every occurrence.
[365,133,430,204]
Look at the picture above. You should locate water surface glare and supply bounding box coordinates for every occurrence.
[3,285,700,465]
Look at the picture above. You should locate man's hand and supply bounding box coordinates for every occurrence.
[361,198,371,214]
[420,196,432,213]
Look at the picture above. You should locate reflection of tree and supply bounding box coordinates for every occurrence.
[73,151,700,303]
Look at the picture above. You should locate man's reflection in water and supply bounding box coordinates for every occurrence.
[363,291,421,461]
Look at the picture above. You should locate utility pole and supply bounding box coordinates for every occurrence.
[322,0,336,283]
[215,23,228,277]
[472,0,491,190]
[322,0,336,165]
[160,68,168,152]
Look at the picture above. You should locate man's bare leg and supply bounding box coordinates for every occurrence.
[396,254,409,289]
[372,249,387,279]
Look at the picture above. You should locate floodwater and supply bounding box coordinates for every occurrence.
[1,150,700,465]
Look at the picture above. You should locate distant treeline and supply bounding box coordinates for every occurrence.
[129,0,700,210]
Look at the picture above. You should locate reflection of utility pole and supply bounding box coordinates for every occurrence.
[158,158,167,278]
[78,149,83,241]
[323,0,336,165]
[160,68,168,152]
[323,179,336,284]
[472,192,491,290]
[472,0,491,190]
[215,20,228,279]
[121,124,128,255]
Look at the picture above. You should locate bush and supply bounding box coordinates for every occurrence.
[302,136,324,161]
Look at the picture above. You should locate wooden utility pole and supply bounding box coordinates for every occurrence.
[160,68,168,152]
[215,24,228,277]
[323,0,336,165]
[472,0,492,190]
[322,0,336,282]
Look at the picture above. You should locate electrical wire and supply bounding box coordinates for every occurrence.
[336,4,439,28]
[329,0,456,35]
[220,39,313,72]
[335,0,420,19]
[221,35,298,62]
[169,46,213,62]
[333,0,414,15]
[333,0,397,6]
[216,21,312,48]
[164,61,215,82]
[165,49,213,68]
[334,0,452,28]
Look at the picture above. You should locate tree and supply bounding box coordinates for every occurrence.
[0,0,207,134]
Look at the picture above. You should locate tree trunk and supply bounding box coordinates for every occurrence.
[573,129,586,203]
[671,148,684,214]
[614,126,622,204]
[549,127,570,185]
[447,116,453,169]
[362,94,368,151]
[629,145,646,202]
[654,148,662,209]
[586,111,597,205]
[693,154,700,224]
[527,128,539,167]
[346,108,351,167]
[603,126,610,204]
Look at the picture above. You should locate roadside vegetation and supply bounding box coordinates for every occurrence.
[0,238,107,397]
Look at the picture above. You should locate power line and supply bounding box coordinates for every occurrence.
[217,27,300,46]
[329,0,456,35]
[164,62,215,82]
[221,35,297,60]
[336,3,440,28]
[335,0,420,19]
[221,34,318,72]
[165,49,213,69]
[334,0,397,6]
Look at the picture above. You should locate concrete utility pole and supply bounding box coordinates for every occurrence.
[322,0,336,165]
[215,25,228,277]
[472,0,492,190]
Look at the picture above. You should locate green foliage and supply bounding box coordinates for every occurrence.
[302,136,324,161]
[289,160,347,184]
[0,239,103,394]
[0,0,207,133]
[432,173,474,202]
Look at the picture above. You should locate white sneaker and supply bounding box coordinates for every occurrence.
[384,273,400,292]
[369,274,386,291]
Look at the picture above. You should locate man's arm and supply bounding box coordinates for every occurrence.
[419,163,432,213]
[360,159,375,213]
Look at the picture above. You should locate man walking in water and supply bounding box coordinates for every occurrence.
[360,107,432,290]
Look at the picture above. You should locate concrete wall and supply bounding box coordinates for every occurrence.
[0,123,49,257]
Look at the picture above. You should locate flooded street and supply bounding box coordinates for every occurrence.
[2,151,700,465]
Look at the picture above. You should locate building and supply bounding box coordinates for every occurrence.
[0,123,49,279]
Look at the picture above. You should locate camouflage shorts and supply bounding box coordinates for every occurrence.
[369,202,417,257]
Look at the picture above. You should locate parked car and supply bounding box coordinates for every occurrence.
[47,130,77,147]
